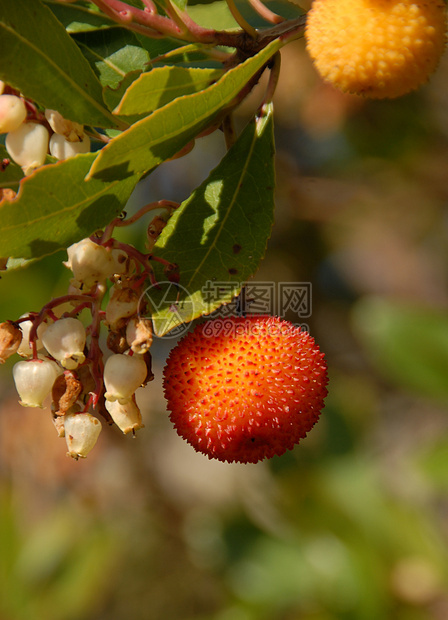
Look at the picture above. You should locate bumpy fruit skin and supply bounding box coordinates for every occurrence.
[163,316,328,464]
[305,0,447,99]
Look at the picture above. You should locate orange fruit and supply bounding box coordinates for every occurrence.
[305,0,447,98]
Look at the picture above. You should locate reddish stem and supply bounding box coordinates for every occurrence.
[112,241,159,286]
[90,0,191,39]
[248,0,285,24]
[114,200,179,228]
[86,283,107,408]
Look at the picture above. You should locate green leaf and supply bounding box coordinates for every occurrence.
[74,28,150,89]
[235,0,305,28]
[44,1,117,32]
[103,71,143,113]
[187,1,240,30]
[0,154,140,260]
[114,66,223,119]
[133,33,183,61]
[0,0,122,128]
[0,146,23,190]
[352,297,448,403]
[2,257,37,271]
[88,38,283,180]
[147,103,275,337]
[171,0,188,10]
[149,42,225,67]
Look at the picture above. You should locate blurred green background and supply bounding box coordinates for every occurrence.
[2,29,448,620]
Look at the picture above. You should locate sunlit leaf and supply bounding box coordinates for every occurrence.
[88,38,283,180]
[103,71,143,112]
[171,0,188,10]
[187,0,240,30]
[0,154,140,260]
[74,28,150,89]
[149,42,227,67]
[114,66,223,119]
[147,104,275,337]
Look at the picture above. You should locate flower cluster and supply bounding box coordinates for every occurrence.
[0,203,177,459]
[0,81,90,177]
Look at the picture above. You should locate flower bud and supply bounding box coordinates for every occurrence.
[104,353,147,404]
[64,412,102,459]
[49,132,90,160]
[5,122,49,175]
[126,317,153,355]
[17,316,47,357]
[44,109,84,141]
[105,397,144,434]
[105,284,139,331]
[42,317,86,370]
[13,358,60,408]
[64,238,118,287]
[0,321,22,363]
[0,95,27,133]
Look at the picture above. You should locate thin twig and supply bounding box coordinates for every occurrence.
[248,0,285,24]
[260,51,281,107]
[114,200,179,227]
[225,0,258,39]
[222,114,237,150]
[163,0,193,39]
[86,283,107,408]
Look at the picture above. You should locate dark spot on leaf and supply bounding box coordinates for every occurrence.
[228,268,238,275]
[232,244,242,254]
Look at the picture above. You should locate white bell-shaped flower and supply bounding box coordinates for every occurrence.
[49,132,90,160]
[64,412,102,459]
[5,122,49,175]
[0,94,27,133]
[64,238,118,288]
[17,316,47,357]
[105,397,144,434]
[13,358,60,408]
[104,353,147,404]
[42,317,86,370]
